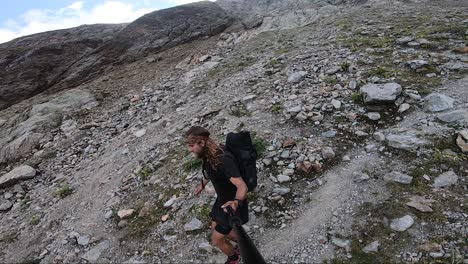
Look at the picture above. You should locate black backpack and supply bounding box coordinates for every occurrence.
[225,131,258,191]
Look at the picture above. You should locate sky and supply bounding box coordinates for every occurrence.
[0,0,212,44]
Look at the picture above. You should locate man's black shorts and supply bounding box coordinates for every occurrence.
[210,199,249,235]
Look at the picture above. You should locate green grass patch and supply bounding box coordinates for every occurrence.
[0,231,18,244]
[323,76,338,85]
[56,184,73,198]
[350,92,363,103]
[137,165,153,181]
[252,135,268,159]
[29,215,40,225]
[183,158,203,172]
[270,103,283,113]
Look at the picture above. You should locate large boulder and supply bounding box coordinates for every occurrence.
[0,133,44,164]
[437,109,468,124]
[423,93,454,112]
[0,165,37,189]
[29,88,97,116]
[386,130,428,151]
[360,83,402,104]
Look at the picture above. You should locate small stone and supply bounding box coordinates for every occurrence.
[342,155,351,161]
[331,99,342,109]
[161,214,169,222]
[373,132,386,142]
[0,200,13,212]
[456,130,468,153]
[348,80,357,90]
[117,209,136,219]
[134,129,146,138]
[77,236,90,246]
[322,130,337,138]
[406,196,435,212]
[365,144,378,153]
[288,71,307,83]
[326,66,341,75]
[433,171,458,188]
[277,175,291,183]
[104,211,113,219]
[398,103,410,114]
[321,147,335,159]
[272,187,290,195]
[138,202,152,217]
[353,172,370,182]
[384,171,413,184]
[437,110,468,125]
[81,241,110,262]
[360,83,402,103]
[184,218,203,231]
[199,241,212,253]
[164,196,177,208]
[280,150,290,159]
[367,112,381,121]
[362,241,380,253]
[405,60,428,70]
[390,215,414,232]
[287,106,302,113]
[331,237,351,251]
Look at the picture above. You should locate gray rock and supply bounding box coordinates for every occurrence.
[163,196,177,208]
[0,132,44,163]
[362,241,380,253]
[373,132,386,142]
[360,83,402,103]
[287,105,302,113]
[396,36,414,44]
[423,93,454,112]
[104,210,113,219]
[386,132,428,151]
[0,200,13,212]
[295,112,308,121]
[365,144,378,153]
[326,66,341,75]
[367,112,381,121]
[272,187,290,195]
[184,218,203,231]
[331,99,342,109]
[348,80,357,90]
[30,89,97,116]
[406,60,428,70]
[0,165,37,189]
[437,109,468,124]
[280,150,290,159]
[331,237,350,251]
[353,172,370,182]
[77,235,90,246]
[287,71,307,83]
[199,241,212,253]
[277,175,291,183]
[433,171,458,188]
[134,129,146,138]
[398,103,411,114]
[443,62,468,71]
[322,130,337,138]
[81,240,110,262]
[321,147,335,159]
[384,171,413,184]
[390,215,414,232]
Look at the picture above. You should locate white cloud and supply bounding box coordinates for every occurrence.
[169,0,214,5]
[0,1,157,44]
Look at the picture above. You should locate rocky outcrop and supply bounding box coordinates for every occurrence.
[0,24,125,110]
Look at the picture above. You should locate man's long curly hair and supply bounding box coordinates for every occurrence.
[185,126,223,170]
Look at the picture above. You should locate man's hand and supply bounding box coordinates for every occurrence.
[194,184,204,195]
[221,200,239,213]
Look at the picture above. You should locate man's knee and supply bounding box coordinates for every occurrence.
[211,232,224,247]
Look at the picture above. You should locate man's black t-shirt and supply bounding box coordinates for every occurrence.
[202,150,249,234]
[203,151,241,204]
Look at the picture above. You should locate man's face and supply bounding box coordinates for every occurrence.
[187,140,205,158]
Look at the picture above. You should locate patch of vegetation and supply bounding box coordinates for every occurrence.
[29,215,40,225]
[0,231,18,244]
[350,92,363,103]
[323,76,338,85]
[56,184,73,198]
[191,204,211,222]
[229,103,250,117]
[340,61,350,72]
[208,55,257,78]
[270,103,283,113]
[336,19,351,30]
[120,199,165,240]
[252,134,268,158]
[183,158,202,172]
[364,66,400,79]
[267,58,281,67]
[137,165,153,181]
[339,36,394,49]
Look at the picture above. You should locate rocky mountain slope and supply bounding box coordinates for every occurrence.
[0,0,467,263]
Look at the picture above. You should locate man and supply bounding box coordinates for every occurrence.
[186,126,248,264]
